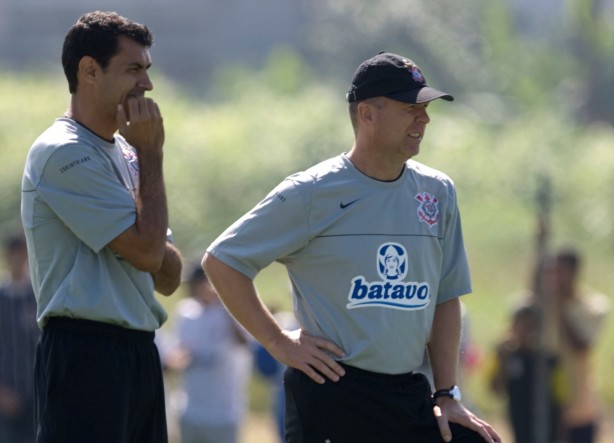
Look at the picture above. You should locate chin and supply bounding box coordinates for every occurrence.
[404,147,420,159]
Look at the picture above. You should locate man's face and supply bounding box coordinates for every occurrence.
[371,98,431,161]
[96,36,153,120]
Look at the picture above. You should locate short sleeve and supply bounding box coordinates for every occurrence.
[207,178,311,279]
[37,144,136,253]
[437,181,472,302]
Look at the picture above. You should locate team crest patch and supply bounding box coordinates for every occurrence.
[346,242,431,311]
[119,142,140,181]
[403,59,425,84]
[415,192,439,227]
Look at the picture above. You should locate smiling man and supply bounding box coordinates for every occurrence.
[203,52,501,442]
[21,11,182,442]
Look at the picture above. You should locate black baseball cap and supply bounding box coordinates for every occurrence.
[346,52,454,104]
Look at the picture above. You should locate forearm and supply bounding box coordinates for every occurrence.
[428,297,462,390]
[111,99,169,272]
[202,252,283,348]
[133,150,168,259]
[152,242,183,295]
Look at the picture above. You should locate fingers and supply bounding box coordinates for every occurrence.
[435,401,502,443]
[279,330,346,384]
[117,96,164,151]
[125,96,157,122]
[473,418,502,443]
[305,352,345,384]
[312,334,345,359]
[300,333,346,381]
[433,405,453,442]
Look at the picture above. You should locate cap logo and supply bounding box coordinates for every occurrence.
[403,59,424,83]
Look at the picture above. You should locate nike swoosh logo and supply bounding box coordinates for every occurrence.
[340,199,359,209]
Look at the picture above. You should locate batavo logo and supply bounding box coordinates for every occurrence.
[346,242,431,310]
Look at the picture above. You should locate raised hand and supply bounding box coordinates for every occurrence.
[117,96,164,154]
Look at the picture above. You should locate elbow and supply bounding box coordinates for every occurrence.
[153,243,183,296]
[132,254,162,274]
[155,277,181,296]
[201,252,211,273]
[131,247,166,273]
[202,252,218,278]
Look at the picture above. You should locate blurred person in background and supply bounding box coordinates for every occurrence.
[487,304,562,443]
[162,263,252,443]
[20,11,182,442]
[543,248,609,443]
[253,305,298,443]
[0,231,39,443]
[490,246,609,443]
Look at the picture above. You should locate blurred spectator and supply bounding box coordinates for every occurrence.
[487,303,561,443]
[542,248,609,443]
[0,231,39,443]
[489,247,609,443]
[161,263,252,443]
[253,307,298,443]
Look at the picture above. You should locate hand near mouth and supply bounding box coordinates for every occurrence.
[117,96,165,154]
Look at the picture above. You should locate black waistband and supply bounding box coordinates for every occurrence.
[44,316,155,343]
[339,362,420,383]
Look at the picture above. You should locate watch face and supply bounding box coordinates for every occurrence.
[450,385,462,401]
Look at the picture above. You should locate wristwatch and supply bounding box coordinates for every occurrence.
[432,385,462,402]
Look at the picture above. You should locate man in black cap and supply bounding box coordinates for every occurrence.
[203,52,502,442]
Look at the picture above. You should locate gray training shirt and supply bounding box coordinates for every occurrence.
[208,153,471,374]
[21,118,167,331]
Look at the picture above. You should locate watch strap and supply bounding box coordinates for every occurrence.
[432,385,460,402]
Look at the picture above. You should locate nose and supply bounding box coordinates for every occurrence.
[139,72,154,91]
[417,106,430,123]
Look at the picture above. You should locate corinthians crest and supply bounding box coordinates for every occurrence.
[415,192,439,226]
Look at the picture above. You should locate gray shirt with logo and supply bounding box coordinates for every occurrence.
[207,153,471,373]
[21,118,167,331]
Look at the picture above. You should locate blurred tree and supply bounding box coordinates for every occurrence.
[568,0,614,123]
[301,0,614,124]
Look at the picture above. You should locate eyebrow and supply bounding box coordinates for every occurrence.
[127,62,152,70]
[400,103,428,110]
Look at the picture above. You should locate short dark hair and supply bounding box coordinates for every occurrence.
[62,11,153,93]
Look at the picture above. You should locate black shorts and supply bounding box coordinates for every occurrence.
[284,364,483,443]
[34,317,167,443]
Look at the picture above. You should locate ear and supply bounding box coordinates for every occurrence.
[357,101,376,127]
[78,56,99,86]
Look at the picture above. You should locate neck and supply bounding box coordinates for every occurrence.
[66,95,117,141]
[347,143,405,181]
